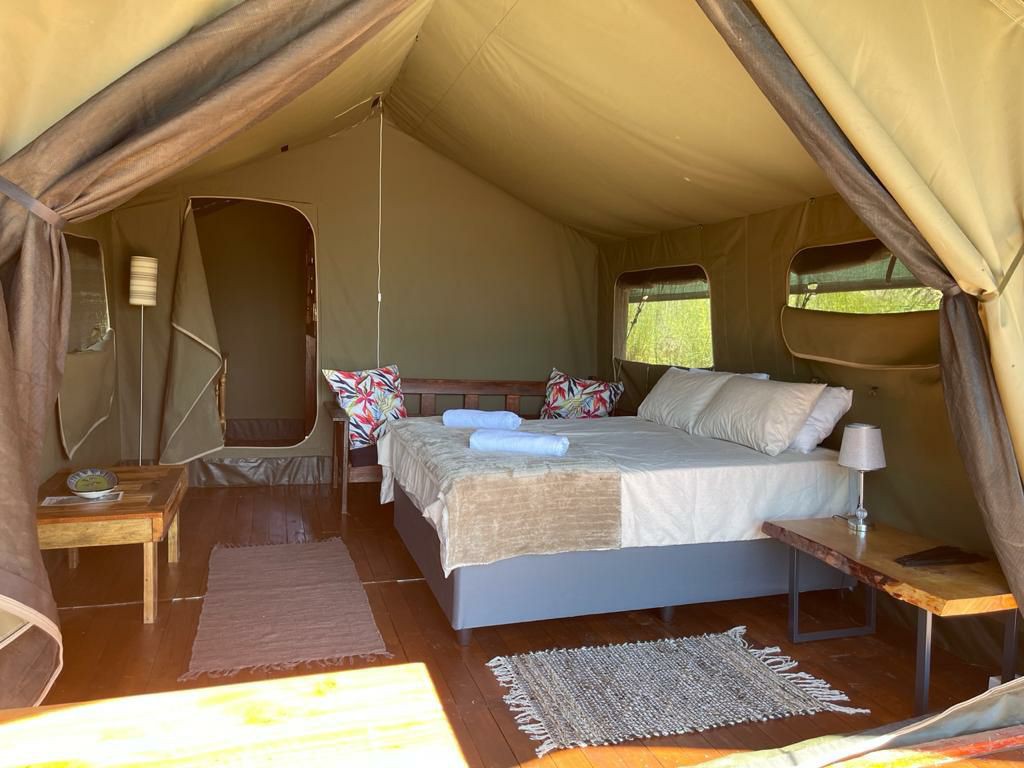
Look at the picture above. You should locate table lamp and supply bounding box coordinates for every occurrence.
[129,255,158,465]
[838,423,886,534]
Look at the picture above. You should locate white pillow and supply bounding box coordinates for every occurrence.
[684,367,770,380]
[691,376,826,456]
[788,386,854,453]
[638,368,735,431]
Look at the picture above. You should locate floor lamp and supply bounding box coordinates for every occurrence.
[129,256,158,465]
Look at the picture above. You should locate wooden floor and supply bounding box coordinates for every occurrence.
[40,483,1020,767]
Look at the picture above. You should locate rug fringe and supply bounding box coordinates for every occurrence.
[487,656,559,757]
[726,625,870,716]
[178,650,393,682]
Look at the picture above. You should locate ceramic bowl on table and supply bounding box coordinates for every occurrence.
[66,469,119,499]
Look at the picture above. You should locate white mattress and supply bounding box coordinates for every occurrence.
[380,416,852,550]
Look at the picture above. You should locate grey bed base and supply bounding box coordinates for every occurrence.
[393,484,842,644]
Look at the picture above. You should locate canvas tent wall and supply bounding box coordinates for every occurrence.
[108,118,598,476]
[2,0,1022,710]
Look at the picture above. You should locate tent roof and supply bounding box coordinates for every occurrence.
[387,0,831,238]
[2,0,833,239]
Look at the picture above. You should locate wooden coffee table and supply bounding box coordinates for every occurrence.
[764,517,1018,715]
[36,465,188,623]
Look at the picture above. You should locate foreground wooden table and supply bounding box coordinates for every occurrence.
[36,465,187,623]
[764,517,1018,715]
[0,664,467,767]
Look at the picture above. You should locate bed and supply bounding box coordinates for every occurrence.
[380,416,852,644]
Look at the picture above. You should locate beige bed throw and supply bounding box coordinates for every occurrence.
[384,419,621,574]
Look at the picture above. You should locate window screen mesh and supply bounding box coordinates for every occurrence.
[620,265,709,302]
[790,240,920,294]
[617,265,713,367]
[67,235,110,352]
[788,239,940,313]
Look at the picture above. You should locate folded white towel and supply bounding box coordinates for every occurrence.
[469,429,569,457]
[443,409,522,430]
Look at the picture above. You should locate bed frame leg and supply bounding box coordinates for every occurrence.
[456,628,473,646]
[659,606,676,623]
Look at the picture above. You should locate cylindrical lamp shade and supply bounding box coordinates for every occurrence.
[838,423,886,471]
[129,256,158,306]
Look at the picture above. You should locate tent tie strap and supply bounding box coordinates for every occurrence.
[0,175,66,230]
[980,239,1024,303]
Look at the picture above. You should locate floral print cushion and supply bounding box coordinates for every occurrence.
[322,364,407,448]
[540,368,624,419]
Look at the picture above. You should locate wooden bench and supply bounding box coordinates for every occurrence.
[763,517,1018,715]
[328,378,547,513]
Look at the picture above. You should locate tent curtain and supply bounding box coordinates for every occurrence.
[696,0,1024,607]
[160,208,225,465]
[0,0,411,706]
[745,1,1024,467]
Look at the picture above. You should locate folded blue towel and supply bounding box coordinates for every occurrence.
[469,429,569,457]
[443,409,523,430]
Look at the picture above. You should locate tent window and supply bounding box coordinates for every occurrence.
[788,239,940,313]
[66,234,110,352]
[616,265,713,368]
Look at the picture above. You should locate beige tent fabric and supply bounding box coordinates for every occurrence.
[114,120,599,464]
[780,308,940,370]
[1,0,834,239]
[387,0,831,238]
[160,210,224,465]
[0,0,412,707]
[0,1,244,163]
[704,676,1024,766]
[164,0,433,186]
[58,329,117,459]
[598,195,984,555]
[751,0,1024,477]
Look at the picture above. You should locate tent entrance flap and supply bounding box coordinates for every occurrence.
[160,207,225,465]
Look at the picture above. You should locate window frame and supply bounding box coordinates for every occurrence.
[613,263,714,369]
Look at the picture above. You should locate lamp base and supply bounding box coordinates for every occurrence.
[846,515,873,534]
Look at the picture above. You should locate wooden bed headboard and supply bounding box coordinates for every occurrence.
[401,378,547,417]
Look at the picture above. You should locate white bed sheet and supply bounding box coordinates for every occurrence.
[379,416,852,550]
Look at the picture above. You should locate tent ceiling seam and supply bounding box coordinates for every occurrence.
[986,0,1024,29]
[403,0,521,133]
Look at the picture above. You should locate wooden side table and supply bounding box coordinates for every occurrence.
[764,517,1018,715]
[36,465,188,623]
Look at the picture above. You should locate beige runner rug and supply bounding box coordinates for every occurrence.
[181,539,387,680]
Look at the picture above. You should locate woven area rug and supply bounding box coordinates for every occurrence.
[488,626,868,757]
[181,539,387,679]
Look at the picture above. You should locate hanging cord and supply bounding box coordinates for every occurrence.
[376,97,384,368]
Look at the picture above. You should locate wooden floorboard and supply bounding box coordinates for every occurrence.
[35,482,1016,766]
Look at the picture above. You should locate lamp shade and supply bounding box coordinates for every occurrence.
[129,255,158,306]
[838,423,886,471]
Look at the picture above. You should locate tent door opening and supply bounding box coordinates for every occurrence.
[192,197,317,448]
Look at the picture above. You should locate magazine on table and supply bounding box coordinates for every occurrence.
[41,492,126,507]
